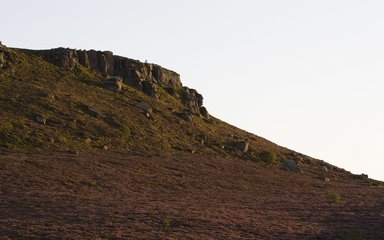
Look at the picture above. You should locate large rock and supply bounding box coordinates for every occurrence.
[35,115,47,125]
[104,76,123,91]
[235,141,249,153]
[142,81,158,99]
[87,107,105,119]
[282,159,301,173]
[136,102,153,113]
[26,48,78,69]
[181,87,203,114]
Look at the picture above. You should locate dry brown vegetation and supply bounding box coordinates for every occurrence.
[1,47,384,239]
[1,152,383,239]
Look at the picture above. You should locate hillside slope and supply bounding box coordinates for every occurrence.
[1,42,289,159]
[1,42,383,239]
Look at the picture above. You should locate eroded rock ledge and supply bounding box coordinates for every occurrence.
[19,47,207,117]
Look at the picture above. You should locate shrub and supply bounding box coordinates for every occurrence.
[122,125,131,141]
[328,191,341,203]
[260,150,277,165]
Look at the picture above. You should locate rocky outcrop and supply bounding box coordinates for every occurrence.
[20,47,208,116]
[181,87,204,115]
[0,42,13,68]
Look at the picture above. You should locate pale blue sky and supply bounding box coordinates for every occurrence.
[1,0,383,180]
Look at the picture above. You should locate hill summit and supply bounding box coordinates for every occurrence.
[1,41,383,239]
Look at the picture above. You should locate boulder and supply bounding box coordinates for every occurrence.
[87,107,105,119]
[235,141,249,153]
[84,138,92,144]
[142,81,158,99]
[35,115,47,125]
[152,65,181,86]
[282,159,301,173]
[105,76,123,91]
[181,87,203,115]
[181,87,203,114]
[174,112,192,122]
[136,102,153,113]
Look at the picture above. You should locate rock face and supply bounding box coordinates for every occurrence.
[21,47,208,116]
[181,87,203,114]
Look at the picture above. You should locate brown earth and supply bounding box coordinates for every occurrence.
[1,151,383,239]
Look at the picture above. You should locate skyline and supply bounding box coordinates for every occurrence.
[1,0,383,180]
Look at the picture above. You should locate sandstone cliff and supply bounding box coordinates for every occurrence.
[19,47,207,117]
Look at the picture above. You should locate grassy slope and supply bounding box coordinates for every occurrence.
[0,48,294,162]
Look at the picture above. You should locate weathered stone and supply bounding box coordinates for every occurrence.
[97,51,107,74]
[35,115,47,125]
[235,141,249,153]
[142,81,158,99]
[87,50,99,70]
[87,107,105,119]
[136,102,153,113]
[26,48,79,69]
[21,47,211,116]
[174,112,192,122]
[0,43,14,69]
[0,52,6,68]
[181,87,203,114]
[282,159,301,173]
[103,51,114,75]
[164,86,177,97]
[105,76,123,91]
[76,50,89,68]
[200,106,209,119]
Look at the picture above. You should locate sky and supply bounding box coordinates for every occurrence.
[1,0,383,181]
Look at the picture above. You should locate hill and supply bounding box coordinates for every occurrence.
[1,41,383,239]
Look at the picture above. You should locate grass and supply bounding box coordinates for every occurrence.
[260,150,277,165]
[0,47,294,161]
[328,191,341,203]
